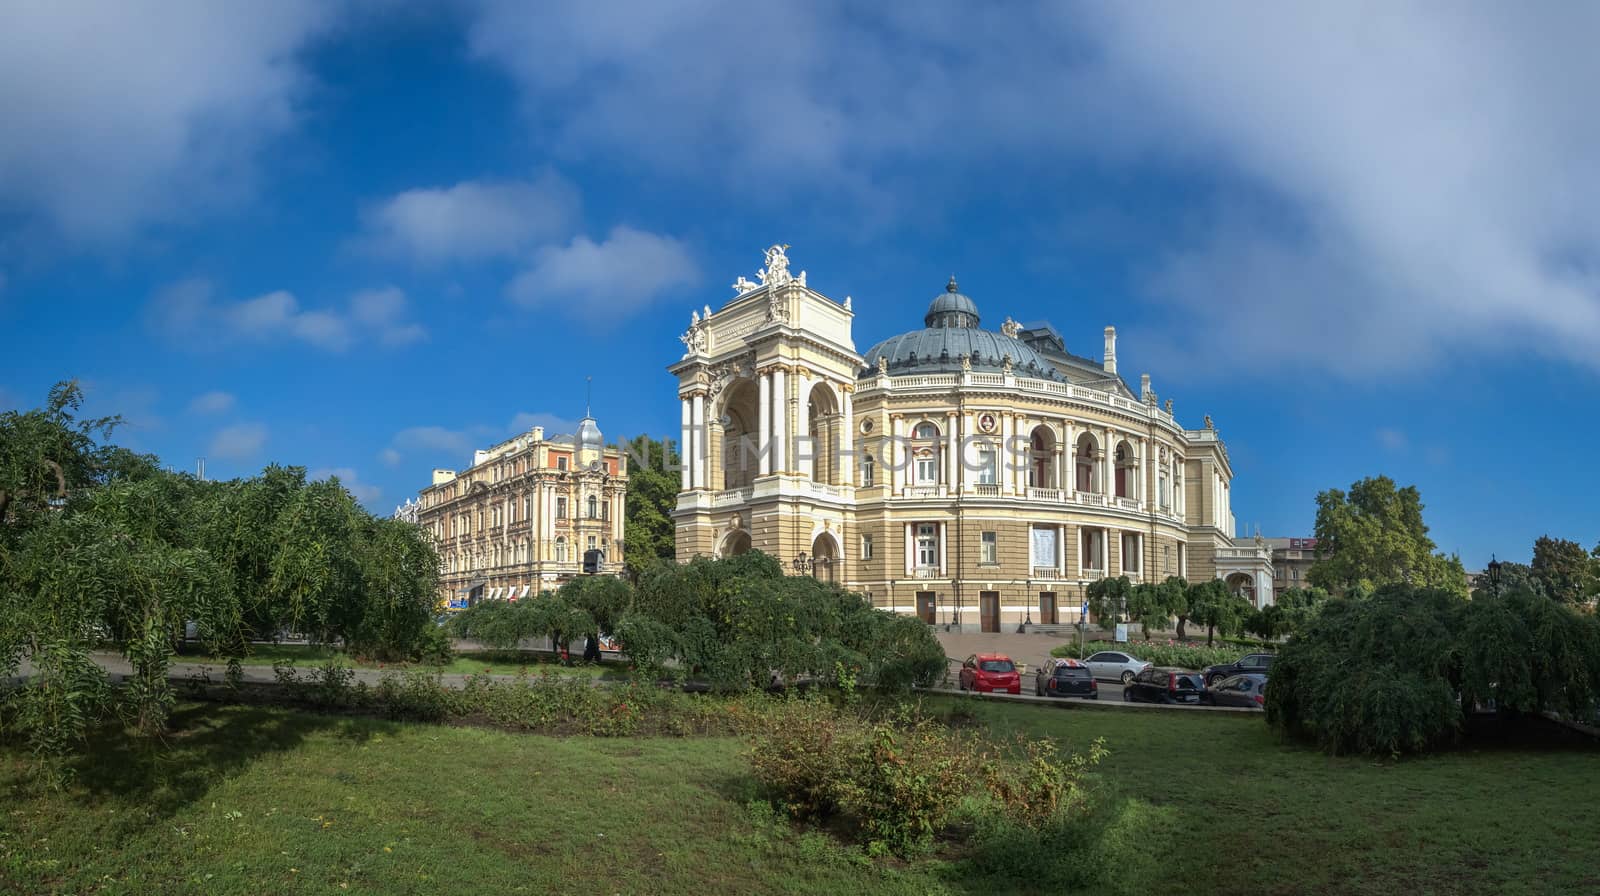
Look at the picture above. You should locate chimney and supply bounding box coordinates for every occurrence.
[1103,326,1118,375]
[1140,373,1151,399]
[531,426,544,441]
[431,469,457,486]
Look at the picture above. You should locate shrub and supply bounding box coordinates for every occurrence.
[744,696,863,820]
[837,718,974,857]
[1266,584,1466,755]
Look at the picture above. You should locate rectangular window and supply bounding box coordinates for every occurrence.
[587,536,597,551]
[556,497,567,519]
[1122,533,1141,573]
[861,534,873,560]
[916,523,939,568]
[977,444,997,485]
[1082,528,1103,570]
[1031,526,1059,569]
[861,454,875,487]
[915,453,937,485]
[980,531,997,565]
[557,456,569,471]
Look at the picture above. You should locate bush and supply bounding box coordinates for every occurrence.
[1266,585,1466,755]
[837,717,974,857]
[1052,640,1243,670]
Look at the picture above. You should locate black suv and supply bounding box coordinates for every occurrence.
[1201,653,1275,687]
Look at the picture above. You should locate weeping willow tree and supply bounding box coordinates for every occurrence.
[0,382,440,778]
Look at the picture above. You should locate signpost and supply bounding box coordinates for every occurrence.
[1079,600,1089,659]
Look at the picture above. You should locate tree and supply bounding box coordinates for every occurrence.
[0,381,120,540]
[1308,475,1467,596]
[1186,578,1250,646]
[1471,561,1543,599]
[622,434,679,576]
[1274,586,1329,637]
[1530,536,1597,606]
[1159,576,1190,639]
[1084,576,1132,632]
[1127,580,1185,640]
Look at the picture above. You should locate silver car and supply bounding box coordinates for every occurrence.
[1083,650,1151,684]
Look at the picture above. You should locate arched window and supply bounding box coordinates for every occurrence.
[912,421,940,440]
[555,537,567,563]
[861,453,875,487]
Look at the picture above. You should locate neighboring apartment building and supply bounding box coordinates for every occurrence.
[1266,537,1319,600]
[668,245,1272,632]
[415,414,627,609]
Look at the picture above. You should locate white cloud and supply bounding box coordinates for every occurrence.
[471,3,1600,377]
[378,447,403,467]
[150,279,425,352]
[0,2,333,242]
[356,173,579,263]
[188,391,236,415]
[311,466,382,505]
[209,423,268,460]
[350,287,428,346]
[506,226,696,314]
[389,426,481,463]
[1376,428,1409,453]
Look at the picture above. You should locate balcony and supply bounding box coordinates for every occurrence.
[711,486,753,507]
[1032,566,1061,579]
[1115,497,1140,511]
[1028,487,1062,502]
[970,484,1001,497]
[900,485,946,498]
[912,566,942,579]
[1074,492,1108,507]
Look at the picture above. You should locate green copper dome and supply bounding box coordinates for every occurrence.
[861,278,1061,381]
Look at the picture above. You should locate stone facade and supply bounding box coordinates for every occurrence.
[669,245,1267,631]
[415,416,627,609]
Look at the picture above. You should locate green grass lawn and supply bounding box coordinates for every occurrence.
[2,699,1596,895]
[173,642,620,678]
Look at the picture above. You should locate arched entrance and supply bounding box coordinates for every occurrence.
[1075,432,1098,493]
[1226,572,1256,607]
[1029,424,1056,489]
[810,532,839,584]
[718,378,759,490]
[805,382,840,484]
[718,529,752,558]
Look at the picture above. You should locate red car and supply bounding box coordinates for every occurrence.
[958,653,1021,694]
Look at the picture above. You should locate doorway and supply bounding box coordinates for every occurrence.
[1039,591,1058,625]
[916,591,936,624]
[980,591,1000,633]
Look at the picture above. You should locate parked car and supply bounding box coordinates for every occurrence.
[1202,653,1275,686]
[1123,667,1207,704]
[1084,650,1152,684]
[1202,673,1268,709]
[1034,658,1098,699]
[958,654,1022,694]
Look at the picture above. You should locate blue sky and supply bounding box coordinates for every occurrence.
[3,2,1597,567]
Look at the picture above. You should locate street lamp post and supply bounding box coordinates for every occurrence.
[791,551,833,581]
[1486,554,1503,597]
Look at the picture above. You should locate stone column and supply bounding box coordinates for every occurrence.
[1062,421,1075,497]
[839,386,854,486]
[680,398,692,490]
[944,412,958,492]
[890,415,904,494]
[938,522,948,574]
[758,371,772,476]
[1139,436,1150,508]
[773,366,787,474]
[904,522,914,575]
[794,373,811,480]
[691,393,706,489]
[1015,417,1030,494]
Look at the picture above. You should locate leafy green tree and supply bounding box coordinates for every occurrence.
[1274,586,1329,637]
[1244,604,1286,640]
[1127,582,1181,640]
[1084,576,1132,631]
[1471,560,1543,599]
[1186,578,1250,646]
[1308,475,1467,596]
[0,381,120,540]
[1530,536,1597,606]
[1159,576,1190,639]
[622,434,679,575]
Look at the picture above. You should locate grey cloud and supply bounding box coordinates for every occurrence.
[471,2,1600,377]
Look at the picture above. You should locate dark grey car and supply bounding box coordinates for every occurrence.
[1203,673,1268,709]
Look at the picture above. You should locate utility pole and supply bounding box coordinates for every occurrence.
[196,457,206,481]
